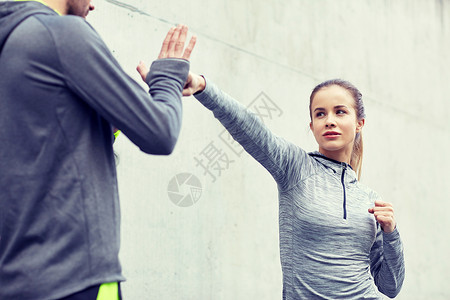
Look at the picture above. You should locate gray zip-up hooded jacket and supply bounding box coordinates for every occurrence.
[0,1,188,299]
[194,79,405,299]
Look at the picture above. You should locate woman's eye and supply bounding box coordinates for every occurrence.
[337,110,347,115]
[316,112,325,117]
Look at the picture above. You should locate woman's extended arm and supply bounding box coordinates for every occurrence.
[183,72,312,188]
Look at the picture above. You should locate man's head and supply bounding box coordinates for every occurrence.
[66,0,95,18]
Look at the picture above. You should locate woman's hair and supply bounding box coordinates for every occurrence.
[309,79,366,180]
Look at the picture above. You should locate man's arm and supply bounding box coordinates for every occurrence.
[54,19,195,154]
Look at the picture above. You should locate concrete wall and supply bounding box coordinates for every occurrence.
[89,0,450,299]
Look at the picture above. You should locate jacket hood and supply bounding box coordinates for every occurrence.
[0,1,56,54]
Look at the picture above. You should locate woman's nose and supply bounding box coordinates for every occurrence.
[325,116,336,128]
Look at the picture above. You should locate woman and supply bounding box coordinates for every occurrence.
[182,74,405,299]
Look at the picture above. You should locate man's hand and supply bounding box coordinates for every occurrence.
[158,24,196,60]
[368,200,396,233]
[137,24,197,82]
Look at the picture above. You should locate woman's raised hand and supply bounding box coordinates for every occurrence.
[182,72,206,96]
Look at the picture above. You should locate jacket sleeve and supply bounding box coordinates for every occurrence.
[369,226,405,298]
[54,16,188,154]
[194,78,312,188]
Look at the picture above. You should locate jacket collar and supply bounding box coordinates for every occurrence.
[308,151,357,180]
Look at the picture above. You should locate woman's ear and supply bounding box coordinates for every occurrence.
[356,118,365,133]
[309,121,313,131]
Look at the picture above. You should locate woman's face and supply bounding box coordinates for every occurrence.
[309,85,364,162]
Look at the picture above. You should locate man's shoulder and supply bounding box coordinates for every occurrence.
[30,14,101,53]
[13,13,94,46]
[33,14,92,34]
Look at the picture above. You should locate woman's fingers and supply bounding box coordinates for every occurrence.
[368,200,396,233]
[182,72,206,96]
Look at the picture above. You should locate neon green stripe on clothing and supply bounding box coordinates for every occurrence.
[14,0,62,15]
[113,130,121,140]
[97,282,120,300]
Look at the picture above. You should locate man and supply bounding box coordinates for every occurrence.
[0,0,196,299]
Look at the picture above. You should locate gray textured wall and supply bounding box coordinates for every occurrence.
[89,0,450,299]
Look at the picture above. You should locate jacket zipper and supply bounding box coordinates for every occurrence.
[308,153,351,219]
[341,163,347,219]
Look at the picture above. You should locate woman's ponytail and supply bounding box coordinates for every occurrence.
[351,132,363,180]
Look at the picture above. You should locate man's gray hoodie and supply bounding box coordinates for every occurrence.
[0,1,188,299]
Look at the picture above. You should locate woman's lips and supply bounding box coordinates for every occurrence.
[323,131,341,138]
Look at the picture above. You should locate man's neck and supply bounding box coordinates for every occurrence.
[16,0,66,15]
